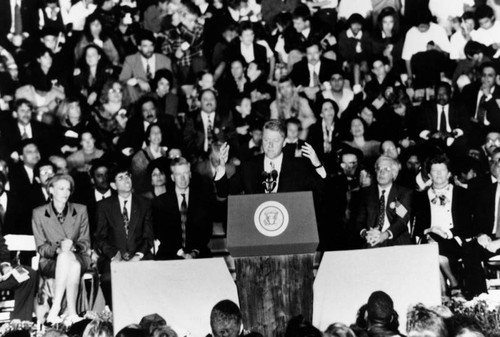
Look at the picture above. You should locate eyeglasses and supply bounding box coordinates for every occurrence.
[109,88,122,94]
[487,139,500,146]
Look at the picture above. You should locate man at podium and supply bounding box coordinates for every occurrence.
[214,120,327,195]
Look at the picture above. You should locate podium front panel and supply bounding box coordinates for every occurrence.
[227,191,319,257]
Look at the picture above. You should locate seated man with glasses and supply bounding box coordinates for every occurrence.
[354,155,413,248]
[95,165,154,308]
[462,148,500,298]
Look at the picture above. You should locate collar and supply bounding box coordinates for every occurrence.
[308,61,321,72]
[284,138,298,145]
[264,153,284,169]
[492,175,498,184]
[140,54,155,63]
[0,192,7,207]
[378,184,392,196]
[95,189,112,199]
[175,187,189,198]
[322,119,334,131]
[301,27,311,38]
[249,139,259,149]
[201,110,215,118]
[437,104,449,111]
[51,202,68,217]
[346,29,363,39]
[118,194,132,204]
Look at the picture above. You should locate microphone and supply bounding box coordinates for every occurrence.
[262,170,278,193]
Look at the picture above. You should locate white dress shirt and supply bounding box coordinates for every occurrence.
[18,123,32,139]
[308,62,321,87]
[493,176,500,235]
[428,184,454,238]
[474,87,495,126]
[94,189,112,201]
[436,104,451,132]
[140,54,156,78]
[176,187,190,211]
[240,42,255,63]
[0,192,8,214]
[24,165,34,184]
[201,111,215,152]
[118,195,132,219]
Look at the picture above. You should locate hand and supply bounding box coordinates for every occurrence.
[236,125,249,135]
[137,79,151,92]
[303,87,319,100]
[1,264,12,276]
[111,251,122,263]
[87,92,98,106]
[60,239,74,252]
[486,240,500,253]
[219,142,230,168]
[301,142,320,167]
[366,229,388,246]
[183,253,193,259]
[175,48,184,59]
[477,234,492,248]
[130,254,141,262]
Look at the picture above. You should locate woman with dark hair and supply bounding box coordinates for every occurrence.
[343,117,381,166]
[74,13,120,66]
[32,174,91,324]
[371,7,404,71]
[91,79,131,152]
[307,99,341,165]
[73,44,114,107]
[130,123,168,194]
[152,69,187,120]
[143,157,170,199]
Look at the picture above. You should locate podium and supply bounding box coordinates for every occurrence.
[228,192,319,337]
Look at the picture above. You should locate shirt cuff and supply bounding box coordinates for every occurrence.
[134,252,144,259]
[419,130,430,140]
[360,229,367,238]
[385,230,393,240]
[0,262,11,268]
[453,128,464,137]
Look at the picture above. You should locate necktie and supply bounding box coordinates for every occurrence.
[439,107,447,133]
[146,62,152,80]
[207,117,214,149]
[312,70,320,87]
[477,95,487,125]
[377,190,386,230]
[21,126,28,140]
[122,200,129,238]
[180,193,187,248]
[14,1,22,35]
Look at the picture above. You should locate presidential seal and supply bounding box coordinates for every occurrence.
[254,201,289,237]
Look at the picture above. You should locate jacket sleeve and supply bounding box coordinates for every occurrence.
[388,188,413,239]
[94,202,118,259]
[32,209,58,258]
[75,205,91,255]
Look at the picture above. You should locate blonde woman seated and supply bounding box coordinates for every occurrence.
[32,174,91,324]
[270,76,316,139]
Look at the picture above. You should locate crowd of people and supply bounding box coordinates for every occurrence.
[2,0,500,331]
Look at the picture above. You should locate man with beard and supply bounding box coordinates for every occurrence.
[119,30,172,101]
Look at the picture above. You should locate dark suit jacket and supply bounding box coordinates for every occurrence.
[152,175,215,260]
[2,120,54,157]
[414,101,470,139]
[460,83,500,131]
[0,0,40,38]
[182,110,236,161]
[216,154,325,195]
[32,202,91,272]
[8,163,38,197]
[290,58,341,88]
[306,120,341,167]
[470,178,497,237]
[95,194,154,260]
[355,184,413,246]
[283,26,324,53]
[413,186,471,239]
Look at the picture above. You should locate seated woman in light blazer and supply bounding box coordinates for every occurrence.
[32,174,91,325]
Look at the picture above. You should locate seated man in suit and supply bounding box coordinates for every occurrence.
[183,89,236,162]
[462,148,500,298]
[119,30,173,101]
[95,165,154,307]
[415,82,470,158]
[3,99,53,160]
[460,62,500,147]
[152,157,215,260]
[355,155,413,248]
[9,139,41,197]
[290,40,340,102]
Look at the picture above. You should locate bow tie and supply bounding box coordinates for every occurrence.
[431,194,448,206]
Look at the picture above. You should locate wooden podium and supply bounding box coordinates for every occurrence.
[227,192,319,337]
